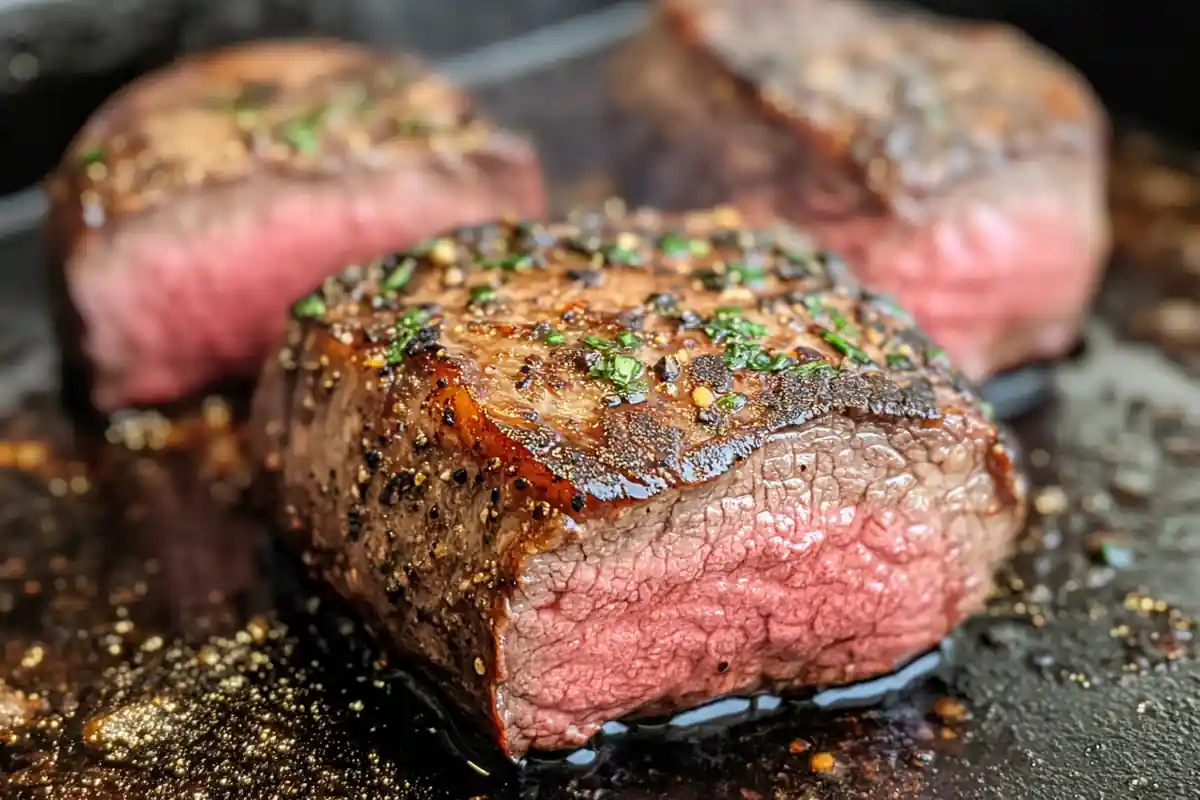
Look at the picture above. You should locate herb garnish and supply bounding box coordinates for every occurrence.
[292,294,326,319]
[885,352,912,368]
[659,234,692,257]
[822,330,873,364]
[79,146,107,167]
[481,254,535,272]
[543,330,566,345]
[604,245,641,266]
[583,336,648,400]
[703,308,767,344]
[380,259,416,295]
[725,341,795,372]
[468,285,497,305]
[384,308,434,364]
[925,347,946,361]
[716,392,747,413]
[280,110,328,155]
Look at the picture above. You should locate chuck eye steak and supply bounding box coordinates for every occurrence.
[43,39,546,414]
[608,0,1110,381]
[252,206,1028,758]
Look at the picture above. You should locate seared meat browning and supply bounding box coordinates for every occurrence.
[610,0,1110,380]
[45,39,546,413]
[252,206,1027,758]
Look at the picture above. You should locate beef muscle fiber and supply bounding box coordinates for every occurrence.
[252,206,1027,758]
[609,0,1110,381]
[44,39,546,414]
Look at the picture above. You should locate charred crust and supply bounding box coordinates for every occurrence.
[278,206,1007,519]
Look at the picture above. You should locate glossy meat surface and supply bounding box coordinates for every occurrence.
[252,207,1027,757]
[45,39,546,412]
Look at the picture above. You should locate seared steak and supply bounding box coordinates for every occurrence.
[609,0,1110,381]
[252,207,1027,758]
[45,39,546,414]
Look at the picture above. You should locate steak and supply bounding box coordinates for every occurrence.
[44,39,546,414]
[251,206,1027,758]
[608,0,1110,381]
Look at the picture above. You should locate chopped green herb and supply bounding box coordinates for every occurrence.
[79,146,107,166]
[885,352,911,368]
[583,335,613,351]
[292,295,326,319]
[724,341,794,372]
[802,295,826,317]
[659,234,691,257]
[590,352,647,399]
[689,239,712,257]
[481,254,535,272]
[726,260,767,287]
[822,330,873,364]
[281,116,322,155]
[616,331,642,349]
[543,330,567,345]
[468,285,497,305]
[380,259,416,295]
[925,347,946,361]
[604,245,642,266]
[980,401,996,421]
[384,308,434,364]
[790,361,837,379]
[704,308,767,345]
[584,333,640,352]
[716,392,747,413]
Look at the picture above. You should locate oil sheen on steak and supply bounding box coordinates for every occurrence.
[609,0,1110,381]
[44,39,546,414]
[252,206,1027,758]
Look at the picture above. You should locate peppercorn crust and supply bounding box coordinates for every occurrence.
[253,205,1027,757]
[263,204,1019,535]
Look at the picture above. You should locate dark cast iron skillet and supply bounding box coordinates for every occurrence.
[0,4,1197,799]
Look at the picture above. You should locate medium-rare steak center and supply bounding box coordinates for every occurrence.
[252,207,1027,758]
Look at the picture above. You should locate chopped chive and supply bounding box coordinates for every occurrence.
[380,259,416,294]
[543,331,567,345]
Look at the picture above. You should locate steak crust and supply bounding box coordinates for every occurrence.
[44,39,546,413]
[252,206,1027,758]
[609,0,1110,380]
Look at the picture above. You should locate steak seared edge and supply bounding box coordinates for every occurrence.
[252,206,1028,758]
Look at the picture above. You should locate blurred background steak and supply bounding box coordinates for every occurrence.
[44,39,546,414]
[252,207,1027,758]
[609,0,1110,381]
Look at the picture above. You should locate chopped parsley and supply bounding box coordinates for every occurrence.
[790,361,838,379]
[380,259,416,295]
[543,330,567,345]
[604,245,642,266]
[925,347,946,361]
[885,352,912,368]
[615,331,642,349]
[716,392,747,413]
[280,111,326,155]
[584,336,647,400]
[703,308,767,344]
[725,260,767,287]
[724,341,794,372]
[822,330,873,364]
[292,294,326,319]
[383,308,434,364]
[481,254,534,272]
[79,146,107,166]
[659,234,692,257]
[468,285,497,305]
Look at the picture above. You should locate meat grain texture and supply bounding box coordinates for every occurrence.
[252,206,1028,758]
[44,39,546,413]
[610,0,1111,381]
